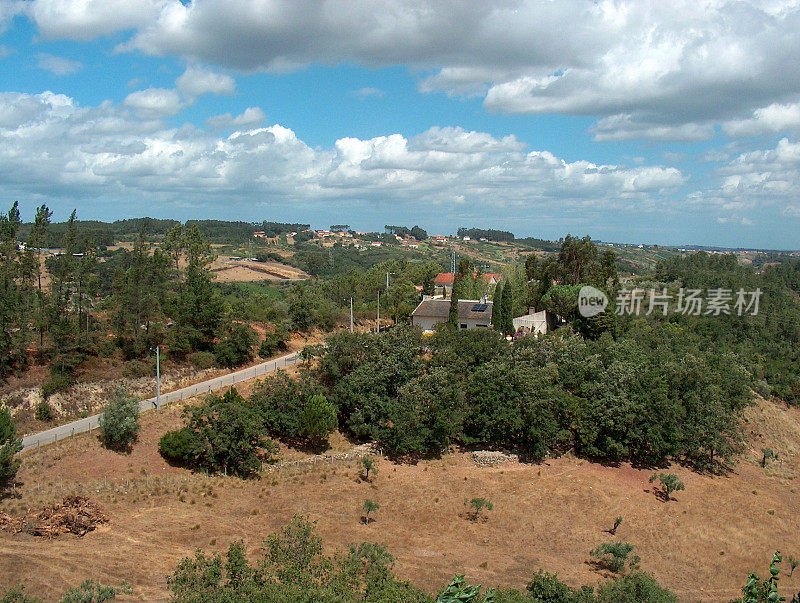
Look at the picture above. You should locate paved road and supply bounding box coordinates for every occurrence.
[20,351,300,451]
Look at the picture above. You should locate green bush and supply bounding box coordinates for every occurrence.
[0,406,22,490]
[59,579,130,602]
[158,428,202,466]
[98,388,140,451]
[35,400,54,422]
[187,351,216,369]
[298,394,338,444]
[590,542,640,575]
[168,516,429,602]
[41,373,72,399]
[595,572,676,602]
[159,388,277,477]
[122,359,152,379]
[258,331,289,358]
[215,324,257,368]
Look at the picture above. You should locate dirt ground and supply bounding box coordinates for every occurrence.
[209,257,309,282]
[1,393,799,602]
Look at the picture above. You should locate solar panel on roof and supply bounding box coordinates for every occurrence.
[471,303,488,312]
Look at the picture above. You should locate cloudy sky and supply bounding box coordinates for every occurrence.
[2,0,800,248]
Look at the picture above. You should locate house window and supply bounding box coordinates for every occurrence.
[459,323,467,330]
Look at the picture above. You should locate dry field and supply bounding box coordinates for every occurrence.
[1,391,799,602]
[209,258,309,282]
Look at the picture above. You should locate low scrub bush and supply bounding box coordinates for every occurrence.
[41,373,72,399]
[187,351,216,369]
[98,388,140,451]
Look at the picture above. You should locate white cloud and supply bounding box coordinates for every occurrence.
[123,87,184,119]
[77,0,800,141]
[589,114,714,142]
[176,65,235,98]
[722,102,800,137]
[26,0,167,40]
[0,91,686,213]
[0,1,25,34]
[355,87,385,99]
[692,138,800,212]
[206,107,266,129]
[37,53,83,75]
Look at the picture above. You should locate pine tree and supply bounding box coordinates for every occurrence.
[492,282,505,332]
[449,275,461,325]
[500,281,514,336]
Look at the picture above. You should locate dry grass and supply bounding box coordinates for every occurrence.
[1,395,800,602]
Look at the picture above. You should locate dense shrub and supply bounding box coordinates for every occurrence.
[248,371,323,439]
[0,406,22,490]
[167,515,429,602]
[187,351,216,369]
[98,388,140,451]
[258,330,289,358]
[214,324,257,368]
[159,388,277,477]
[41,373,72,399]
[35,400,54,422]
[121,359,152,378]
[297,394,338,444]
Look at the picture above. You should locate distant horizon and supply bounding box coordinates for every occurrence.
[11,206,799,253]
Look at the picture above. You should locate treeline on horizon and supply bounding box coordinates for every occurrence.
[15,218,312,247]
[13,211,569,252]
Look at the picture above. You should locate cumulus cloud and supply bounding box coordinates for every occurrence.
[206,106,266,129]
[176,65,235,97]
[37,53,83,75]
[692,138,800,213]
[0,91,686,212]
[16,1,800,141]
[722,102,800,137]
[96,0,800,141]
[123,87,184,119]
[26,0,167,40]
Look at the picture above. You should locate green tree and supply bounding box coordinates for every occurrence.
[464,497,493,521]
[449,275,461,325]
[590,542,640,575]
[160,388,277,477]
[0,405,22,490]
[649,473,684,501]
[362,499,380,523]
[500,278,514,335]
[298,394,338,445]
[214,323,257,368]
[98,388,140,451]
[360,456,377,481]
[28,204,52,359]
[492,281,505,331]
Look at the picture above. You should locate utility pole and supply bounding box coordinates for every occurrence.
[155,346,161,409]
[348,297,353,333]
[377,291,380,333]
[451,244,456,275]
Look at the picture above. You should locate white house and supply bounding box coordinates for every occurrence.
[512,310,548,336]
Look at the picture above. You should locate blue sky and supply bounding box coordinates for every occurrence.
[1,1,800,248]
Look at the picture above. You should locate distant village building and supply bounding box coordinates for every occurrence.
[433,272,501,296]
[411,298,493,331]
